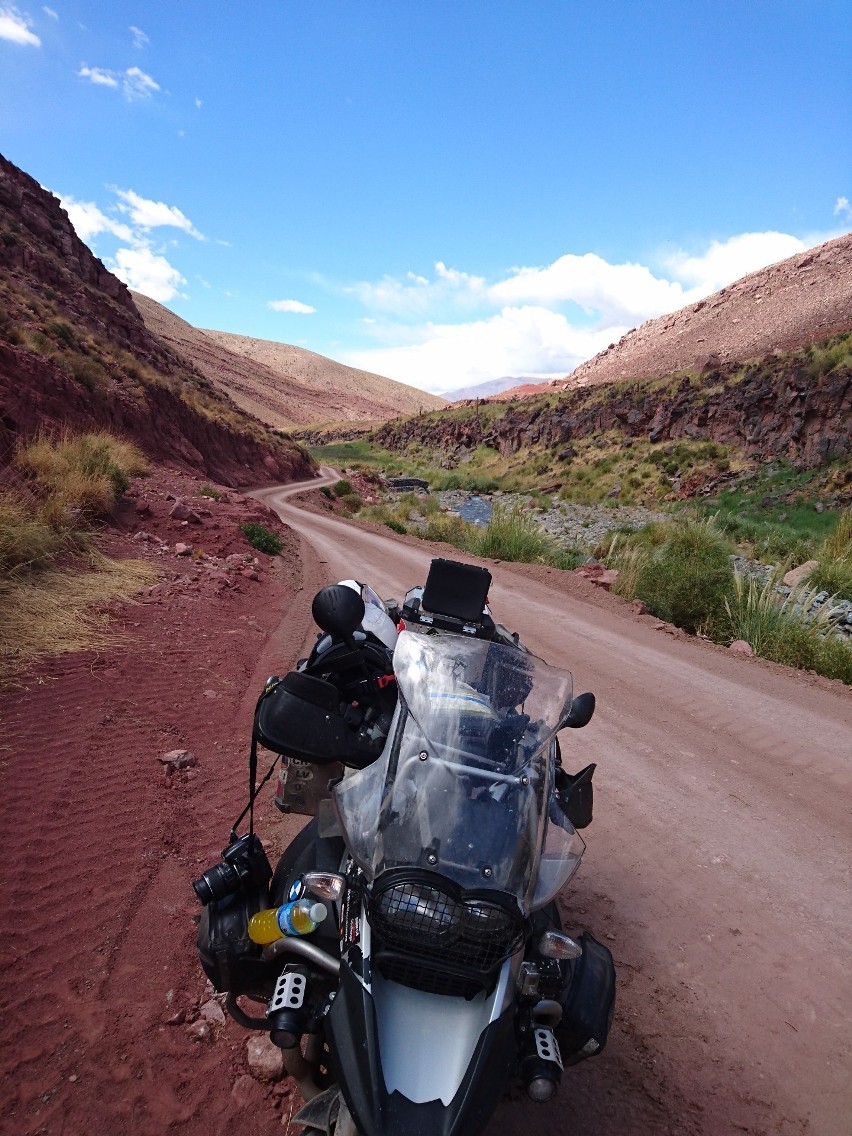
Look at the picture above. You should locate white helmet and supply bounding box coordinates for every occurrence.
[337,580,398,652]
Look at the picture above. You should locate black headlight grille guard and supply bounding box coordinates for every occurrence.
[368,869,525,977]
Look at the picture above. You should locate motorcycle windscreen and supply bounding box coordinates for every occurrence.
[335,631,582,910]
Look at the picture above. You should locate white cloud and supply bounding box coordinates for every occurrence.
[0,6,40,45]
[268,299,316,314]
[834,196,851,221]
[665,231,806,294]
[345,307,624,393]
[59,195,133,242]
[348,261,485,316]
[78,64,118,87]
[115,188,204,238]
[490,253,687,325]
[347,227,830,392]
[195,96,202,109]
[123,65,158,100]
[129,25,148,49]
[112,246,186,302]
[78,63,160,100]
[42,5,57,17]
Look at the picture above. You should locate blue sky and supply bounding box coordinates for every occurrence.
[1,1,850,393]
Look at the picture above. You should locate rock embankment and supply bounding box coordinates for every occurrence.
[375,348,851,470]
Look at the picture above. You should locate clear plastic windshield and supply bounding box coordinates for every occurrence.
[334,631,585,912]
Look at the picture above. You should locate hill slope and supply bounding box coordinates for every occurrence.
[0,153,313,487]
[132,293,445,428]
[565,232,852,387]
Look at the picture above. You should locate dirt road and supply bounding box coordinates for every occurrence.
[256,474,852,1136]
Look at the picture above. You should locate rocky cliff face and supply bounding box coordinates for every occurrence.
[375,343,851,470]
[0,153,314,487]
[565,233,852,388]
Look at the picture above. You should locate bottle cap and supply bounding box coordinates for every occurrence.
[308,902,328,923]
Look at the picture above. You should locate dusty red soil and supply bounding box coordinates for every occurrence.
[0,468,323,1136]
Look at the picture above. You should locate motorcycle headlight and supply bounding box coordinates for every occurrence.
[370,872,523,972]
[373,880,460,945]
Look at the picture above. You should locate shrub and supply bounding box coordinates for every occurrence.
[618,517,734,633]
[15,431,148,517]
[385,519,407,534]
[820,508,852,562]
[469,505,561,564]
[240,523,283,555]
[808,559,852,602]
[1,550,156,685]
[338,493,363,513]
[722,574,851,683]
[199,485,222,500]
[332,479,352,497]
[423,514,475,547]
[320,486,333,499]
[46,320,75,347]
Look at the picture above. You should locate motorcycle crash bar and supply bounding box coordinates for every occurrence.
[262,935,341,976]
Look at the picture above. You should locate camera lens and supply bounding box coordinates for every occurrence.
[192,860,242,905]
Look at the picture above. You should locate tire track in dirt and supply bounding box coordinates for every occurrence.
[0,479,327,1136]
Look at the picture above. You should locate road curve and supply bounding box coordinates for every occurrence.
[256,474,852,1136]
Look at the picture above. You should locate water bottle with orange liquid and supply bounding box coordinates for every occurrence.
[247,898,328,945]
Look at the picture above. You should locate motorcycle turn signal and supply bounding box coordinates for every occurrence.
[302,871,347,902]
[538,930,582,959]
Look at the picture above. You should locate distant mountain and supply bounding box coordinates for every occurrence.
[132,295,446,429]
[442,376,550,401]
[563,232,852,389]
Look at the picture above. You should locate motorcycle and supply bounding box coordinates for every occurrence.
[194,558,615,1136]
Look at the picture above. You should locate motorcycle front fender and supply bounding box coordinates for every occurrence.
[326,960,517,1136]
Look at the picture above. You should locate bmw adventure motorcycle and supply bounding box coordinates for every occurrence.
[194,558,615,1136]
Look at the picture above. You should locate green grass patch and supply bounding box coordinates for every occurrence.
[722,574,852,682]
[199,484,222,500]
[701,461,848,562]
[606,516,735,634]
[240,523,283,555]
[338,492,363,513]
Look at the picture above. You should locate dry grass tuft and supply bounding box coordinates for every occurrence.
[15,430,148,517]
[0,552,156,683]
[2,429,155,684]
[0,492,69,572]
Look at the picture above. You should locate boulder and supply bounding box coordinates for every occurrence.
[246,1034,286,1083]
[729,640,754,656]
[169,501,201,523]
[782,560,818,588]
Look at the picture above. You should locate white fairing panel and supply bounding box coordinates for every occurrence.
[372,962,511,1105]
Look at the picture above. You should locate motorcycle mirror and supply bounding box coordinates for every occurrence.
[311,585,366,639]
[560,692,596,730]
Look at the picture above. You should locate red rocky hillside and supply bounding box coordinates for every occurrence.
[565,232,852,388]
[0,153,314,488]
